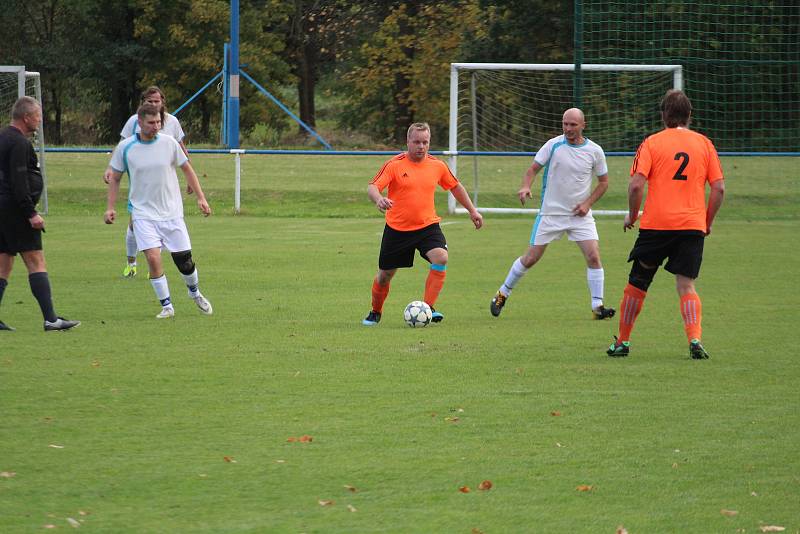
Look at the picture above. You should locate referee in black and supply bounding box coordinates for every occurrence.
[0,96,79,331]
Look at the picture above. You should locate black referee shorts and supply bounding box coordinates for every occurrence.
[0,205,42,255]
[628,229,705,279]
[378,223,447,270]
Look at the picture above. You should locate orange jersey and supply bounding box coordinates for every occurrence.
[631,127,723,231]
[370,153,459,231]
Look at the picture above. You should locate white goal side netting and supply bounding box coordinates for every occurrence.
[0,66,48,213]
[447,63,682,214]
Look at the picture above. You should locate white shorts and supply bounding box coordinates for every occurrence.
[530,214,599,246]
[132,218,192,252]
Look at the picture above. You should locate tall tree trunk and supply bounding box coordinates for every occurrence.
[297,41,317,134]
[392,2,419,144]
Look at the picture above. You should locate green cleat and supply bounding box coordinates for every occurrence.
[606,336,630,357]
[689,339,709,360]
[122,263,137,278]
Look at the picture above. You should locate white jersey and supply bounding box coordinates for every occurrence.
[533,134,608,216]
[120,112,185,142]
[110,133,188,221]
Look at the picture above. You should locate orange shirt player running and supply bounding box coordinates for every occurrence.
[631,127,724,231]
[369,153,459,231]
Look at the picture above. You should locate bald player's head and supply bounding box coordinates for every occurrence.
[562,108,586,144]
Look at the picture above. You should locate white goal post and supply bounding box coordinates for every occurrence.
[446,63,683,215]
[0,66,48,213]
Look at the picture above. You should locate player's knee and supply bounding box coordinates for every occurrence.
[171,250,195,275]
[628,260,657,291]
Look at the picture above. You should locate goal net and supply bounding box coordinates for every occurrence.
[0,66,48,213]
[447,63,682,215]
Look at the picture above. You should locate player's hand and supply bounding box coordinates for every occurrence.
[705,224,712,236]
[102,168,113,185]
[104,209,116,224]
[518,187,532,205]
[375,196,393,212]
[470,210,484,229]
[29,214,45,230]
[186,184,195,195]
[198,198,211,217]
[573,202,590,217]
[623,214,636,232]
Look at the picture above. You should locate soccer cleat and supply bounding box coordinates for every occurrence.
[430,308,444,323]
[689,339,709,360]
[362,310,381,326]
[122,263,137,278]
[192,292,213,315]
[592,305,616,320]
[0,320,16,331]
[44,317,80,332]
[156,306,175,319]
[606,336,630,357]
[490,292,508,317]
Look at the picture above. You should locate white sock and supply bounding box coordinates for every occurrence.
[181,268,199,296]
[499,257,529,296]
[125,226,138,260]
[150,275,172,307]
[587,267,604,310]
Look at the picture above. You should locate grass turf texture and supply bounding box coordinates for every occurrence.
[0,153,797,532]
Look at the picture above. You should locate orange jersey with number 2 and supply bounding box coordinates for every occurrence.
[631,127,723,231]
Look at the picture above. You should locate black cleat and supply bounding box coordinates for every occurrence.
[362,310,381,326]
[689,339,709,360]
[593,305,616,320]
[490,292,507,317]
[0,320,15,332]
[606,336,630,357]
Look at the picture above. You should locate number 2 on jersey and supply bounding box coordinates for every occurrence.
[672,152,689,180]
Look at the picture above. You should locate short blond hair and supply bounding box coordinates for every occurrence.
[407,122,430,139]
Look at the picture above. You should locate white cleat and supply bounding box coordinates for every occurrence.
[156,306,175,319]
[192,292,213,315]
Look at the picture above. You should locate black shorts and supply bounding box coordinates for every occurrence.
[379,223,447,270]
[0,204,42,255]
[628,229,705,279]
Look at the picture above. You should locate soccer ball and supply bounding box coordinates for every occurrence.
[404,300,432,328]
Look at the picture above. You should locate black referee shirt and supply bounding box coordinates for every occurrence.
[0,125,43,218]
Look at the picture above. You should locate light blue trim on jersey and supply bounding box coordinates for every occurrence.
[430,263,447,272]
[539,140,568,209]
[529,214,542,245]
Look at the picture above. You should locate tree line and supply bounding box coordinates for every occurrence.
[0,0,572,147]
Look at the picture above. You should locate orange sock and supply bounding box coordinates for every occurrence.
[423,266,447,308]
[371,279,390,313]
[679,292,702,342]
[618,283,647,342]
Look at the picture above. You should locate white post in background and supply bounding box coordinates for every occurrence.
[232,149,245,213]
[446,63,459,213]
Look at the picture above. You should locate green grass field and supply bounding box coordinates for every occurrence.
[1,153,798,532]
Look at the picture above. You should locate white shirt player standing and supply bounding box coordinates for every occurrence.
[489,107,616,320]
[104,103,213,319]
[103,86,192,278]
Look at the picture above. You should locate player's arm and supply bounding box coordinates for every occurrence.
[178,140,195,195]
[519,161,543,205]
[368,183,393,212]
[705,178,725,236]
[180,161,211,216]
[450,183,483,229]
[625,172,647,231]
[574,174,609,217]
[104,169,123,224]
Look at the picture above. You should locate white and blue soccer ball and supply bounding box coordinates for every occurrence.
[404,300,432,328]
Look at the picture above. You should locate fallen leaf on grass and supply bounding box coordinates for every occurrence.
[343,485,357,492]
[672,463,679,469]
[66,517,80,528]
[472,528,485,534]
[44,525,56,529]
[459,486,471,493]
[48,444,64,449]
[478,480,493,491]
[347,504,357,512]
[444,417,460,423]
[286,437,296,442]
[576,485,594,492]
[720,509,738,516]
[556,442,563,448]
[616,527,628,534]
[0,471,16,478]
[318,500,334,507]
[550,411,562,417]
[299,435,313,443]
[91,360,100,368]
[223,456,237,463]
[759,527,785,532]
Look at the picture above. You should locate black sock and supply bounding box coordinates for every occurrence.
[29,272,57,322]
[0,278,7,308]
